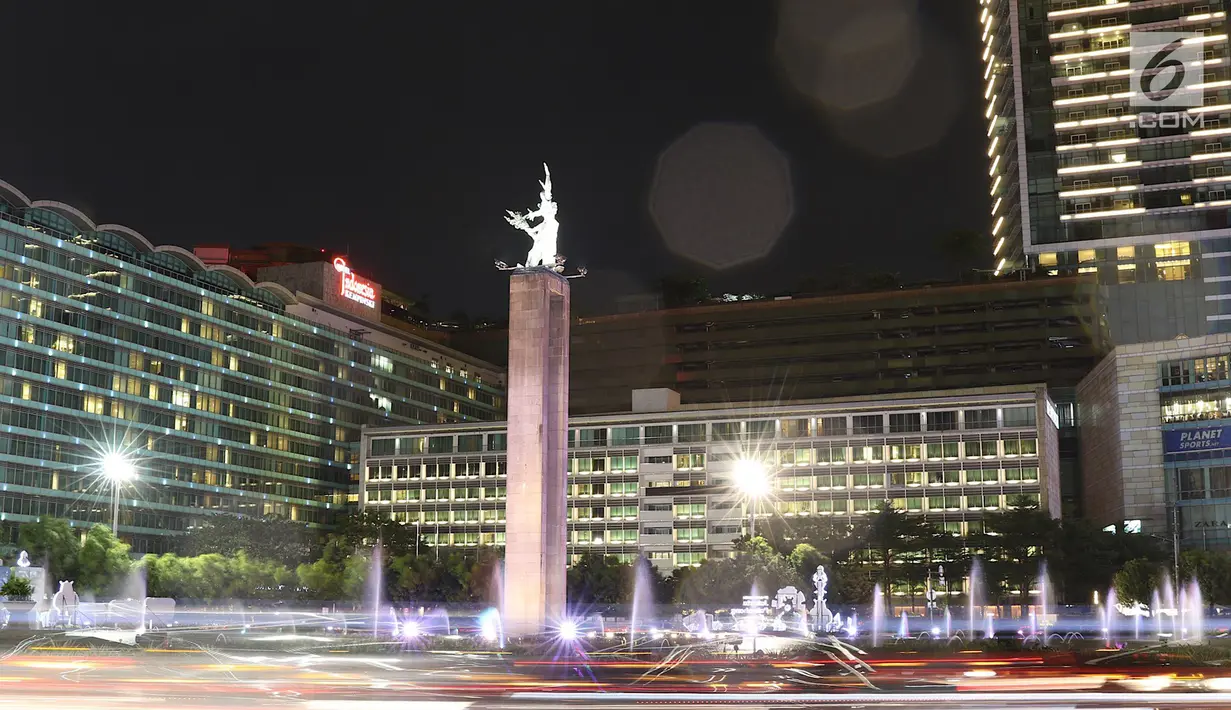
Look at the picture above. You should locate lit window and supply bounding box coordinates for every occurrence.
[1157,259,1191,281]
[1117,263,1136,283]
[1116,246,1134,260]
[1078,249,1096,263]
[1039,252,1058,266]
[1155,241,1191,258]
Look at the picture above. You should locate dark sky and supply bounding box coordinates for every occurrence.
[2,2,986,319]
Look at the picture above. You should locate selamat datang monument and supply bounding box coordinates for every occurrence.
[498,165,582,636]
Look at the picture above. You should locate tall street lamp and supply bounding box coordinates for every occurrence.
[733,458,771,538]
[101,452,136,534]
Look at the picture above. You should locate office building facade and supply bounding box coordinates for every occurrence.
[983,0,1231,341]
[361,385,1060,574]
[0,179,504,551]
[1079,332,1231,547]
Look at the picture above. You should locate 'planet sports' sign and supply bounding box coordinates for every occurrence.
[333,257,376,309]
[1164,425,1231,454]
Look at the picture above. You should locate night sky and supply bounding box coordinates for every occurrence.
[2,2,985,318]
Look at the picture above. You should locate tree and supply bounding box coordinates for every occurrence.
[862,503,940,597]
[18,517,81,582]
[676,537,797,605]
[830,562,874,605]
[981,497,1060,606]
[179,516,314,568]
[788,543,826,585]
[1114,558,1161,605]
[1052,518,1164,604]
[568,553,630,605]
[0,576,33,601]
[1180,549,1231,605]
[296,537,369,600]
[335,511,421,558]
[76,524,133,595]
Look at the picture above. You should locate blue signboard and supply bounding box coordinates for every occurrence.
[1165,425,1231,454]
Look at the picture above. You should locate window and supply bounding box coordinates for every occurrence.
[967,493,1000,510]
[1003,437,1038,457]
[928,470,961,486]
[889,413,922,433]
[890,471,924,486]
[853,444,884,464]
[458,435,483,453]
[1038,253,1058,266]
[644,425,672,445]
[964,409,998,429]
[779,447,813,466]
[674,527,705,543]
[486,433,507,451]
[888,443,922,462]
[370,438,395,456]
[966,468,999,484]
[817,444,847,465]
[1158,259,1191,281]
[398,437,425,455]
[1005,466,1039,482]
[852,415,883,435]
[928,411,958,431]
[1078,249,1096,263]
[746,420,775,440]
[675,551,706,566]
[1003,407,1036,428]
[1155,241,1191,258]
[610,455,638,472]
[677,423,705,443]
[428,436,453,454]
[780,419,810,438]
[926,441,960,460]
[964,440,998,458]
[578,428,608,448]
[674,453,705,470]
[674,502,705,519]
[816,473,847,490]
[817,417,847,436]
[1118,264,1136,283]
[853,472,883,488]
[711,422,741,440]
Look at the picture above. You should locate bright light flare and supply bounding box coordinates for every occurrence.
[400,620,421,639]
[101,451,136,482]
[558,620,579,642]
[733,459,771,499]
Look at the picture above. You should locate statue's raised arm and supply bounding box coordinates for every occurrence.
[504,164,559,268]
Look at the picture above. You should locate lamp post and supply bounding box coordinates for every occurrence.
[100,452,136,534]
[733,459,771,538]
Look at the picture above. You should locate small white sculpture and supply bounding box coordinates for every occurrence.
[51,580,78,627]
[31,595,50,629]
[16,551,29,568]
[505,164,560,269]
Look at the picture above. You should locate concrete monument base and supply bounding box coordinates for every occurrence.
[502,268,570,636]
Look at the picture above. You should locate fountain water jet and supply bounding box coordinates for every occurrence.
[1103,587,1117,647]
[984,611,994,639]
[1187,579,1205,644]
[369,545,383,639]
[629,557,656,650]
[1152,589,1163,639]
[871,584,884,647]
[944,607,951,639]
[898,611,908,639]
[1038,561,1052,636]
[968,557,983,640]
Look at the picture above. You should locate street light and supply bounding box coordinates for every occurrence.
[100,451,136,534]
[733,458,771,538]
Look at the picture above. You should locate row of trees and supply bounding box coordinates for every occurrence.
[9,504,1224,608]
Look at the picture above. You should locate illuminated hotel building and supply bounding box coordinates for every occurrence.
[0,180,504,552]
[361,386,1060,572]
[982,0,1231,342]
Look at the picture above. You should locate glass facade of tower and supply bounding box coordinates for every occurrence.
[985,0,1231,341]
[0,181,504,552]
[361,387,1060,573]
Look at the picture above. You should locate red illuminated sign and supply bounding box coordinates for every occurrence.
[333,257,376,308]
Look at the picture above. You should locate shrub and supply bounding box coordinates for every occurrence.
[1,576,34,601]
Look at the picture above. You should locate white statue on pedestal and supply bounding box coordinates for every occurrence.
[505,164,560,269]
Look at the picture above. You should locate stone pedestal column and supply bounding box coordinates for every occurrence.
[503,268,569,636]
